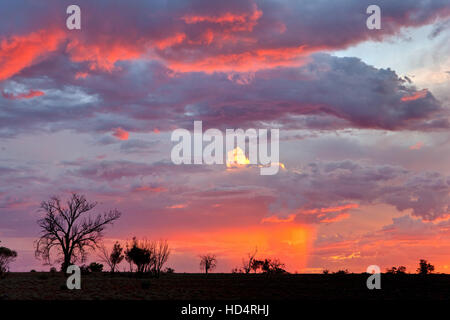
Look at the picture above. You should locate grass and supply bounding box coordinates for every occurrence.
[1,272,450,300]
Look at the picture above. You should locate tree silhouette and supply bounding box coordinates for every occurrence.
[417,259,434,275]
[154,240,171,277]
[98,241,124,272]
[0,242,17,275]
[124,237,153,273]
[199,254,217,275]
[35,193,121,271]
[124,238,170,276]
[242,248,257,274]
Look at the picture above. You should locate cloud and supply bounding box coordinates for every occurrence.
[1,89,44,100]
[263,160,450,222]
[0,28,65,80]
[1,0,450,79]
[112,127,129,140]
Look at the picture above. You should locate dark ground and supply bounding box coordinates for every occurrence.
[1,272,450,300]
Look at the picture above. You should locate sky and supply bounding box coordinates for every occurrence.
[0,0,449,273]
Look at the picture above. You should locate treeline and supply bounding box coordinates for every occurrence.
[0,193,443,277]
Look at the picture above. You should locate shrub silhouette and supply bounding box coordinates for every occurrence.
[125,238,152,273]
[0,242,17,275]
[417,259,434,275]
[88,262,104,272]
[333,269,349,275]
[251,259,264,273]
[261,259,287,274]
[386,266,407,274]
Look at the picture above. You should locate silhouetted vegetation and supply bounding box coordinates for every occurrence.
[199,254,217,275]
[417,259,434,275]
[35,193,121,272]
[386,266,407,274]
[235,254,287,274]
[163,267,175,274]
[88,262,104,272]
[261,259,287,274]
[0,242,17,276]
[333,269,349,275]
[98,241,124,272]
[124,237,170,276]
[241,248,257,274]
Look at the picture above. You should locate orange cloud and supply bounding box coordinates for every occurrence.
[167,204,188,209]
[112,127,129,140]
[67,39,144,72]
[409,141,424,150]
[1,89,44,100]
[154,33,186,50]
[261,214,296,224]
[167,45,315,73]
[75,72,89,79]
[182,3,262,32]
[320,212,350,223]
[401,89,428,102]
[0,29,65,80]
[320,203,359,213]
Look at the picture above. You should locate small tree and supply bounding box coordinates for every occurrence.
[417,259,434,275]
[98,241,124,272]
[35,193,121,272]
[199,254,217,275]
[242,248,257,274]
[125,237,153,273]
[154,240,171,277]
[0,242,17,275]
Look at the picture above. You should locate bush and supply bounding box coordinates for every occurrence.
[417,259,434,275]
[333,269,349,275]
[30,269,36,273]
[88,262,104,273]
[164,267,175,274]
[0,244,17,275]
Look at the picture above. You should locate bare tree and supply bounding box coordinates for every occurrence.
[199,254,217,275]
[124,238,170,276]
[242,248,257,274]
[35,193,121,271]
[124,237,155,273]
[98,241,124,272]
[154,240,171,277]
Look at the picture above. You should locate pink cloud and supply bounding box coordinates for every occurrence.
[112,127,129,140]
[2,89,45,100]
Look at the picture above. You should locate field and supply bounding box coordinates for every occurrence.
[1,273,450,300]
